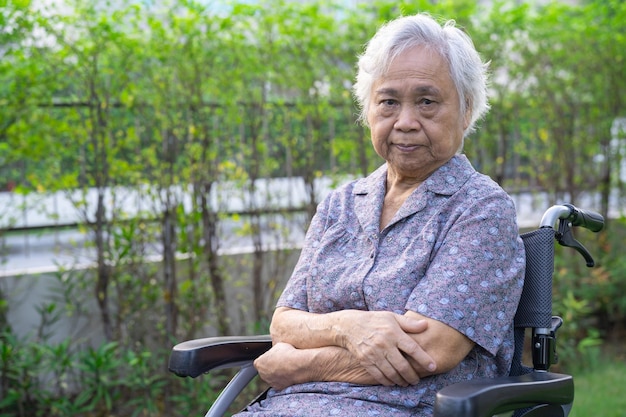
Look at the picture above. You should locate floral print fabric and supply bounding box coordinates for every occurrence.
[239,155,525,417]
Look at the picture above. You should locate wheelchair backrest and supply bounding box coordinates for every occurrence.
[510,227,557,376]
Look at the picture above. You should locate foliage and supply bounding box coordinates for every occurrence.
[552,218,626,369]
[0,328,229,417]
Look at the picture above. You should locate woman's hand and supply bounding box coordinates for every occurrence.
[254,342,301,390]
[269,307,440,387]
[331,310,435,386]
[255,342,377,390]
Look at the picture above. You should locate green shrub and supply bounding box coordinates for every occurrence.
[0,329,232,417]
[552,217,626,370]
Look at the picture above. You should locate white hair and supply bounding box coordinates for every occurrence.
[353,14,490,138]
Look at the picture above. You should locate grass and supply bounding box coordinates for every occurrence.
[570,353,626,417]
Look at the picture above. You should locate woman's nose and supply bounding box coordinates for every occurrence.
[393,105,421,132]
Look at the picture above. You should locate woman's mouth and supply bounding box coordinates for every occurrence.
[394,144,421,152]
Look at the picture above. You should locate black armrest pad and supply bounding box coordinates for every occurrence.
[434,372,574,417]
[168,335,272,378]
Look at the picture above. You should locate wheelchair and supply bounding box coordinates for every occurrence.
[169,203,605,417]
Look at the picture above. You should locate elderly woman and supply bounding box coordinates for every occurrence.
[237,13,525,417]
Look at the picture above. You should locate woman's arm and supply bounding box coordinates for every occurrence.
[268,307,438,386]
[402,310,475,374]
[257,307,473,388]
[254,343,376,390]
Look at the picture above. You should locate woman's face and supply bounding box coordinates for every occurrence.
[367,45,470,182]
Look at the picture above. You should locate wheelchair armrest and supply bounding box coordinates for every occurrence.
[168,334,273,378]
[434,371,574,417]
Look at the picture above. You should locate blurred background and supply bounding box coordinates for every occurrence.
[1,0,625,415]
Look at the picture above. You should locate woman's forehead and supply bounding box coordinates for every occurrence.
[373,46,455,95]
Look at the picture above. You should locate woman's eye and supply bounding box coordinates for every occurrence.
[421,98,435,105]
[381,99,396,106]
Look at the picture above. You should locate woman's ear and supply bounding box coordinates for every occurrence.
[463,99,472,130]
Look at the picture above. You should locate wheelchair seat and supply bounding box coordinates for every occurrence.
[168,204,604,417]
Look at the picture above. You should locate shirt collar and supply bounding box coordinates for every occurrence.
[353,154,475,197]
[423,154,475,196]
[351,155,476,231]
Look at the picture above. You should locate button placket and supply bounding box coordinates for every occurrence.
[369,233,380,259]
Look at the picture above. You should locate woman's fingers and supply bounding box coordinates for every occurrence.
[359,343,427,386]
[351,330,423,385]
[255,343,300,389]
[383,348,421,386]
[361,362,395,386]
[396,315,429,334]
[336,310,437,385]
[396,335,437,374]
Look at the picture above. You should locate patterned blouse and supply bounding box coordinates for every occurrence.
[240,155,525,417]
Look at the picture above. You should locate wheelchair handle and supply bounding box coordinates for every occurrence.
[539,203,605,267]
[539,204,604,232]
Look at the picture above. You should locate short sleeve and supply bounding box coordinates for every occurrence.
[276,193,332,311]
[405,193,525,356]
